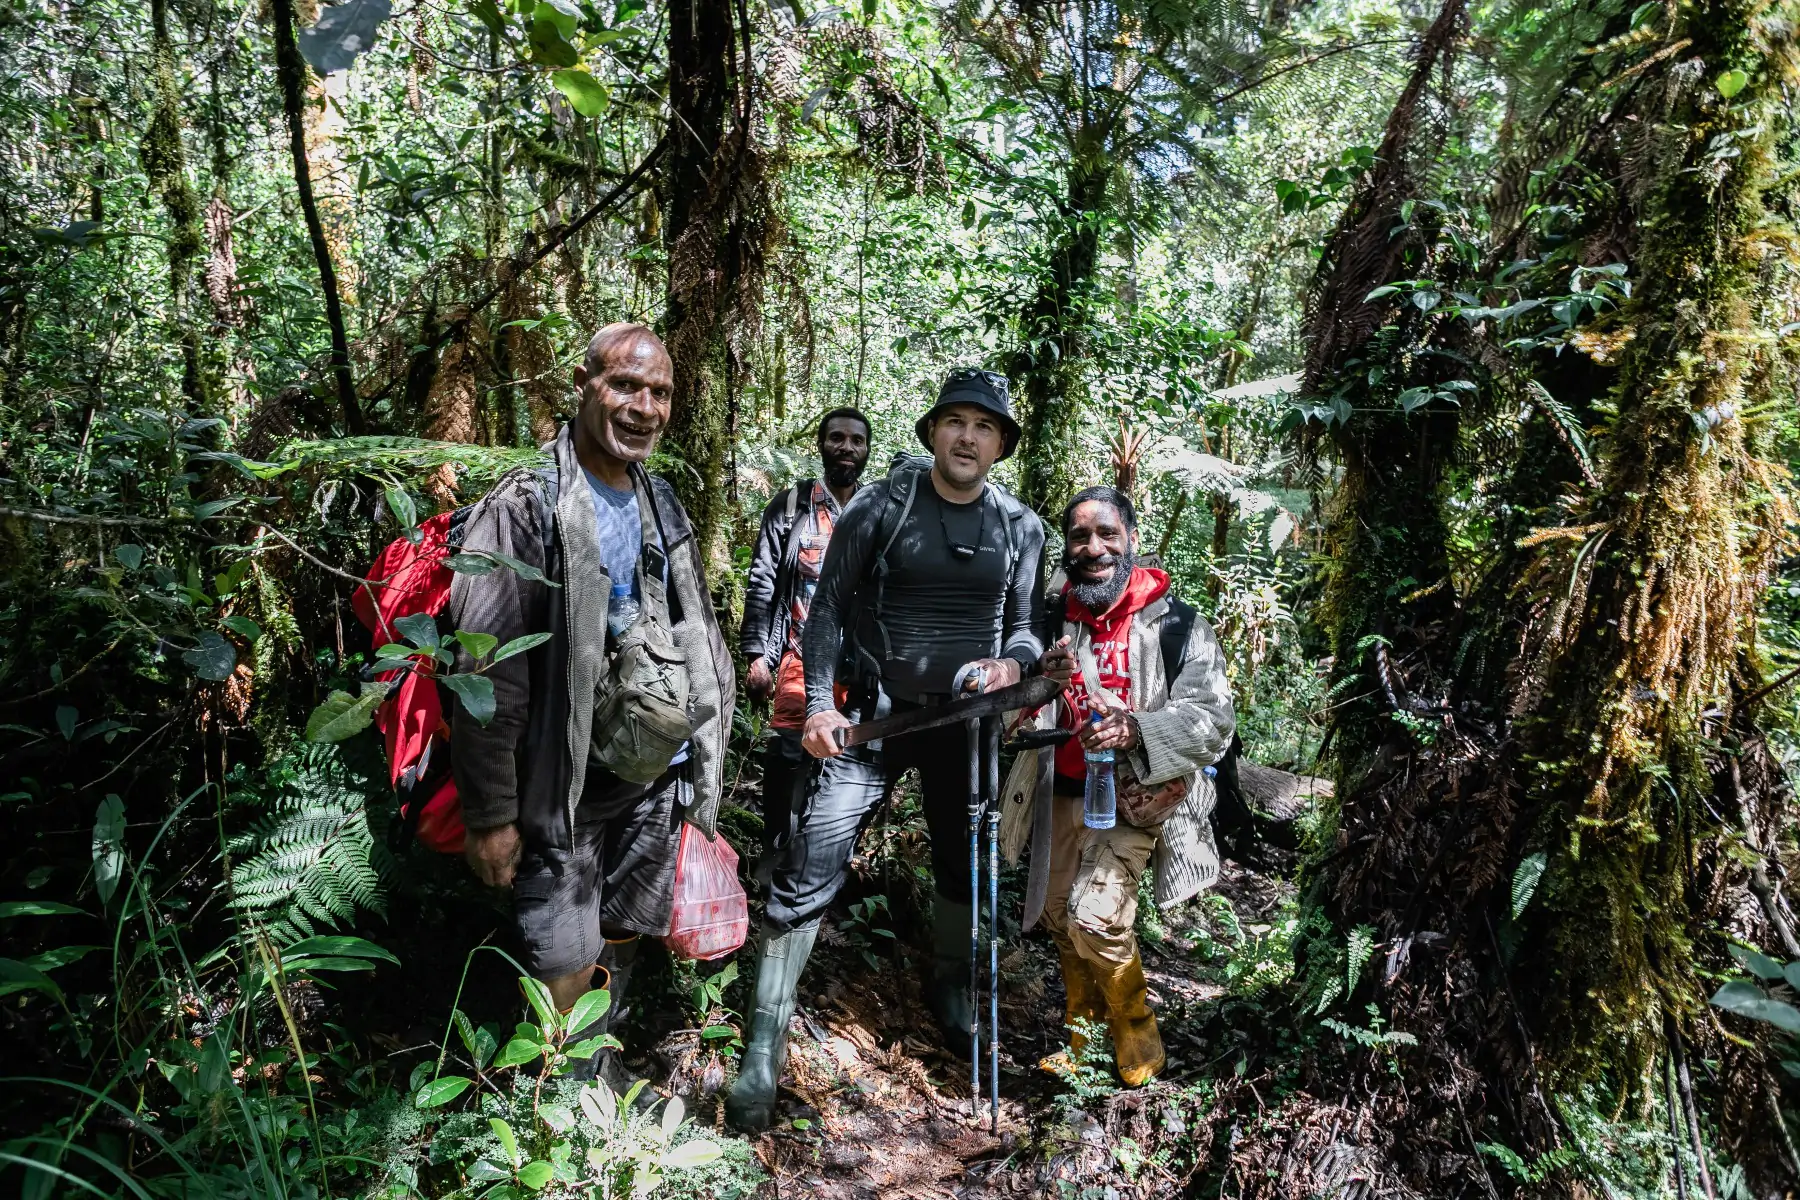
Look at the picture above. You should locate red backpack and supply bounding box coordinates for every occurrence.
[351,508,470,854]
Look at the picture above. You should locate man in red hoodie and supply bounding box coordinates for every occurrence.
[1029,485,1235,1087]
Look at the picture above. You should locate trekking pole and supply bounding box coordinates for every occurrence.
[966,715,982,1119]
[979,712,1008,1137]
[983,714,1001,1134]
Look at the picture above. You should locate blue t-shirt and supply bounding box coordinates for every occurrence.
[584,469,644,595]
[582,468,686,768]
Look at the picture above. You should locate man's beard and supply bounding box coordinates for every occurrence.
[1067,547,1135,613]
[824,457,866,489]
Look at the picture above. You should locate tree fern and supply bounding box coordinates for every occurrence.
[229,743,391,945]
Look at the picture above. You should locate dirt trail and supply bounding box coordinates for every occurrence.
[638,858,1294,1197]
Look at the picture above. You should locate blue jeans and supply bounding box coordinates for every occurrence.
[764,706,982,932]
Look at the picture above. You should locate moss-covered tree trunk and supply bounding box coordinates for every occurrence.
[659,0,738,566]
[1279,0,1800,1190]
[1014,155,1111,514]
[142,0,212,415]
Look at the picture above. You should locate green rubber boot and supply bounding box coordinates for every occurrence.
[724,920,820,1132]
[928,896,974,1039]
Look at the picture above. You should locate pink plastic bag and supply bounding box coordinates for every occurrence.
[663,824,749,961]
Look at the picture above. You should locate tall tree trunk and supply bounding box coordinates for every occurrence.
[270,0,366,434]
[142,0,212,414]
[1015,156,1110,513]
[659,0,738,564]
[1266,0,1800,1190]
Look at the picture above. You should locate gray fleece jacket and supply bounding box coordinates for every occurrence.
[447,425,735,847]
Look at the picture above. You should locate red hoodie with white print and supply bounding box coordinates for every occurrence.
[1053,565,1171,782]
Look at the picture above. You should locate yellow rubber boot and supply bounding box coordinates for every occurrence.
[1039,938,1106,1076]
[1092,952,1164,1087]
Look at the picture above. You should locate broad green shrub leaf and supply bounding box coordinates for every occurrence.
[1729,943,1785,980]
[305,686,388,742]
[566,987,611,1036]
[92,795,125,907]
[495,632,552,662]
[1510,852,1547,920]
[528,13,578,66]
[1712,980,1800,1034]
[493,1038,540,1070]
[456,1010,498,1069]
[490,1117,520,1167]
[183,631,237,680]
[661,1094,685,1141]
[471,0,504,34]
[452,630,498,661]
[441,673,496,724]
[395,612,440,648]
[114,544,143,570]
[517,1161,554,1190]
[55,707,77,741]
[551,69,609,116]
[445,552,498,576]
[1716,68,1749,98]
[298,0,393,74]
[663,1141,722,1169]
[1786,962,1800,993]
[467,1160,511,1182]
[221,615,262,643]
[384,485,418,531]
[520,974,560,1034]
[414,1075,473,1108]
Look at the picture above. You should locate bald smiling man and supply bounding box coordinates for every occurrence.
[447,322,735,1097]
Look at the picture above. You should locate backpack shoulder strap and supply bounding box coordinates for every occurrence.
[1159,595,1198,685]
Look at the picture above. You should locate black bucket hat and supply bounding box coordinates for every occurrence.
[915,368,1021,460]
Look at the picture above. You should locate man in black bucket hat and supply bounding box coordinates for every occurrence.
[725,369,1046,1131]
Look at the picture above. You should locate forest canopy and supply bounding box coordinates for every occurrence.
[5,0,1800,1196]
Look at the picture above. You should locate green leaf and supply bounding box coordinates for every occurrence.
[1510,852,1547,920]
[961,199,976,228]
[114,544,144,570]
[1729,943,1786,981]
[453,630,499,662]
[444,552,499,576]
[467,1159,512,1183]
[0,901,86,918]
[565,987,612,1036]
[495,632,552,662]
[414,1075,474,1108]
[395,612,440,649]
[455,548,559,586]
[384,485,418,531]
[304,687,387,743]
[456,1010,499,1069]
[283,935,400,966]
[1364,285,1398,301]
[21,945,101,974]
[440,673,496,725]
[1712,980,1800,1033]
[528,12,579,66]
[1716,68,1749,98]
[183,631,237,681]
[471,0,505,34]
[0,958,64,1001]
[551,68,609,117]
[520,974,561,1035]
[517,1161,554,1190]
[92,795,126,908]
[493,1037,541,1070]
[55,706,77,741]
[490,1117,521,1168]
[192,496,244,520]
[662,1141,722,1169]
[1785,961,1800,993]
[1410,289,1441,312]
[221,615,262,643]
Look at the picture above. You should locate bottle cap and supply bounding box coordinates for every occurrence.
[611,582,632,597]
[1088,710,1103,724]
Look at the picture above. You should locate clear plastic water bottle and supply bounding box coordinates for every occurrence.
[607,581,640,641]
[1083,712,1116,830]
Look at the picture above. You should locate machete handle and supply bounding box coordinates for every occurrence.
[833,726,848,750]
[1005,727,1072,751]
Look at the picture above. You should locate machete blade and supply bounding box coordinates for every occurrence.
[836,674,1065,749]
